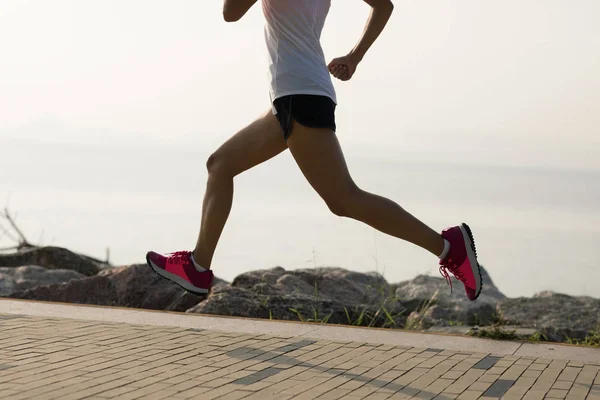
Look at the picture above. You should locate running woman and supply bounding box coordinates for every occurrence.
[146,0,483,301]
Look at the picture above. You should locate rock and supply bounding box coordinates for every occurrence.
[0,265,84,291]
[406,303,498,331]
[0,273,17,296]
[405,310,431,330]
[188,266,407,328]
[396,265,504,328]
[497,291,600,332]
[9,264,228,312]
[189,285,292,320]
[231,266,393,304]
[10,274,115,306]
[535,326,590,343]
[0,247,101,276]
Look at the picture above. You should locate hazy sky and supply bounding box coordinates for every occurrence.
[1,0,599,169]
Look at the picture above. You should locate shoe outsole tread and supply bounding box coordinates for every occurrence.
[462,222,483,301]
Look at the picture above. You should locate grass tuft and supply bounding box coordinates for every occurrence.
[468,325,518,341]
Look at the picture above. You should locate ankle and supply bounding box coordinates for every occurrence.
[191,250,210,271]
[438,238,450,260]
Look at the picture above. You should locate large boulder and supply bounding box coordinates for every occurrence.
[496,291,600,341]
[232,266,392,304]
[397,266,506,329]
[187,267,408,328]
[0,247,102,276]
[9,264,227,312]
[0,265,84,292]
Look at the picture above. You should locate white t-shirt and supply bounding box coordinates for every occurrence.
[261,0,337,111]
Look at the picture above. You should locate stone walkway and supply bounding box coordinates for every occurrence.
[0,312,599,400]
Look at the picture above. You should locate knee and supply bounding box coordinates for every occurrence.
[326,201,350,218]
[324,186,362,218]
[206,152,232,178]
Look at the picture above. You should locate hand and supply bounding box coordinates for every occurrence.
[328,54,360,81]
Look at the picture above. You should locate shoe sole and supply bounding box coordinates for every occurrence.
[460,223,483,300]
[146,255,210,295]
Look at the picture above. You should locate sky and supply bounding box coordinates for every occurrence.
[1,1,599,297]
[1,0,599,167]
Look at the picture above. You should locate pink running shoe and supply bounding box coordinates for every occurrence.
[146,251,213,295]
[439,223,482,301]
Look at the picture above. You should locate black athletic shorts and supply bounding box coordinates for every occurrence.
[273,94,336,140]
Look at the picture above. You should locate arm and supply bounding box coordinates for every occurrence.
[223,0,258,22]
[329,0,394,81]
[350,0,394,63]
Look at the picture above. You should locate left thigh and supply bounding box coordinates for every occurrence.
[286,120,357,201]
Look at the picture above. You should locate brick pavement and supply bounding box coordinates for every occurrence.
[0,313,599,399]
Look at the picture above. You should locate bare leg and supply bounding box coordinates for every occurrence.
[286,121,445,257]
[193,110,287,268]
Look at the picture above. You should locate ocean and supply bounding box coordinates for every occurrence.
[1,136,599,299]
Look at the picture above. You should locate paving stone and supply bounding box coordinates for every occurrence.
[473,356,502,370]
[483,379,515,398]
[546,388,569,399]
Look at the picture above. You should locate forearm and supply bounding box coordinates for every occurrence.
[223,0,257,22]
[350,1,394,63]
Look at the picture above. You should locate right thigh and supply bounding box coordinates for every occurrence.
[209,110,287,176]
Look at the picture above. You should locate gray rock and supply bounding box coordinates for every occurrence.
[232,266,390,300]
[405,308,441,330]
[0,247,101,276]
[188,266,406,328]
[497,291,600,332]
[0,273,17,296]
[0,265,84,291]
[535,326,590,343]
